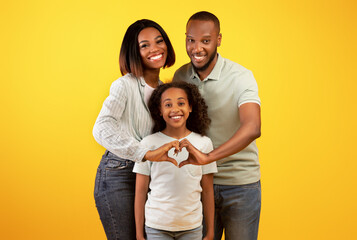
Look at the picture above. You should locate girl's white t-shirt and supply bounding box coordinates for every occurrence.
[133,131,217,231]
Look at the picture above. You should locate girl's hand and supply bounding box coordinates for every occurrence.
[144,140,179,166]
[178,139,211,167]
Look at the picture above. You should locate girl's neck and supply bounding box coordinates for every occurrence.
[143,69,160,88]
[162,127,191,140]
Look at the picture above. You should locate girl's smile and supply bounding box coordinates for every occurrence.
[160,87,192,137]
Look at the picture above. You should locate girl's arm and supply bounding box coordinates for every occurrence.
[135,173,150,240]
[201,173,215,240]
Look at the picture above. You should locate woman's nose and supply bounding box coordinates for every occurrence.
[150,45,159,53]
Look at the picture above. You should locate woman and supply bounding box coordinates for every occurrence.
[93,19,178,240]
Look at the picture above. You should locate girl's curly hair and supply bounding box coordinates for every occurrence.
[148,81,211,135]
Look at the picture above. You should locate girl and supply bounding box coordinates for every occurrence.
[134,81,217,240]
[93,19,179,240]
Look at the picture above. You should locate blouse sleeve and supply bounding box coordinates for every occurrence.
[92,79,149,162]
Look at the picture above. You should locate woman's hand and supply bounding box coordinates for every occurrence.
[143,140,179,166]
[178,139,211,167]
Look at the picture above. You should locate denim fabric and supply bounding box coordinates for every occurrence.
[94,151,136,240]
[145,225,202,240]
[212,181,261,240]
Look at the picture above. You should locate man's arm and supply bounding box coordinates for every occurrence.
[179,102,261,166]
[135,173,150,240]
[201,173,215,240]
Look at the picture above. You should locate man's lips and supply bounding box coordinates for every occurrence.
[192,54,206,62]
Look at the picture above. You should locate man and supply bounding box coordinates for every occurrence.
[173,11,261,240]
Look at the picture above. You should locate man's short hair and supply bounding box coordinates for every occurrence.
[187,11,220,33]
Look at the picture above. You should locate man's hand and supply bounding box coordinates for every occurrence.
[178,138,211,167]
[144,140,179,166]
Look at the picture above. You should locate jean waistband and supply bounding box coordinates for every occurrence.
[100,150,132,164]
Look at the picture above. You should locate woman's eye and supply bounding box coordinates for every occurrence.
[157,39,164,44]
[165,103,172,107]
[178,102,185,106]
[140,44,148,48]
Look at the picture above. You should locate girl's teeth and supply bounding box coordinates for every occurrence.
[171,116,181,119]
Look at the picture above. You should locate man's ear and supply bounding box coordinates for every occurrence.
[217,33,222,47]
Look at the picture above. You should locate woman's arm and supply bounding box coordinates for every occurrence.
[201,173,215,240]
[143,140,180,165]
[135,173,150,240]
[93,79,179,165]
[93,79,148,161]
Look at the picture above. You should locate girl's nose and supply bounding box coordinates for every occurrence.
[171,105,179,112]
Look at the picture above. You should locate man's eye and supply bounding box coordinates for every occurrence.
[203,40,210,44]
[187,39,194,43]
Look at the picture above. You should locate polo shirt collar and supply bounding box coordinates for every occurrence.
[190,53,223,82]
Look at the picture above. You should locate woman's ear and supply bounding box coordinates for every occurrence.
[189,105,192,113]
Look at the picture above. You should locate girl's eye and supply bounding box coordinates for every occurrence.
[178,102,185,106]
[165,103,172,107]
[140,44,148,48]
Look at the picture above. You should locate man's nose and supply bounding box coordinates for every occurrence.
[193,42,203,53]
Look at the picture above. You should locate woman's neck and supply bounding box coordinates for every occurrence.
[143,69,160,88]
[162,127,191,140]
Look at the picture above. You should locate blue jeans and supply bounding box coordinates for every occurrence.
[213,181,261,240]
[94,151,136,240]
[145,225,202,240]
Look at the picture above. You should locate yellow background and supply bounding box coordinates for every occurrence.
[1,0,356,239]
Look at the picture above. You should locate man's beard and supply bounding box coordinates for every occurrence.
[192,49,217,73]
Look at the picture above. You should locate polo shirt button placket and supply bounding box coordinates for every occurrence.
[198,84,204,94]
